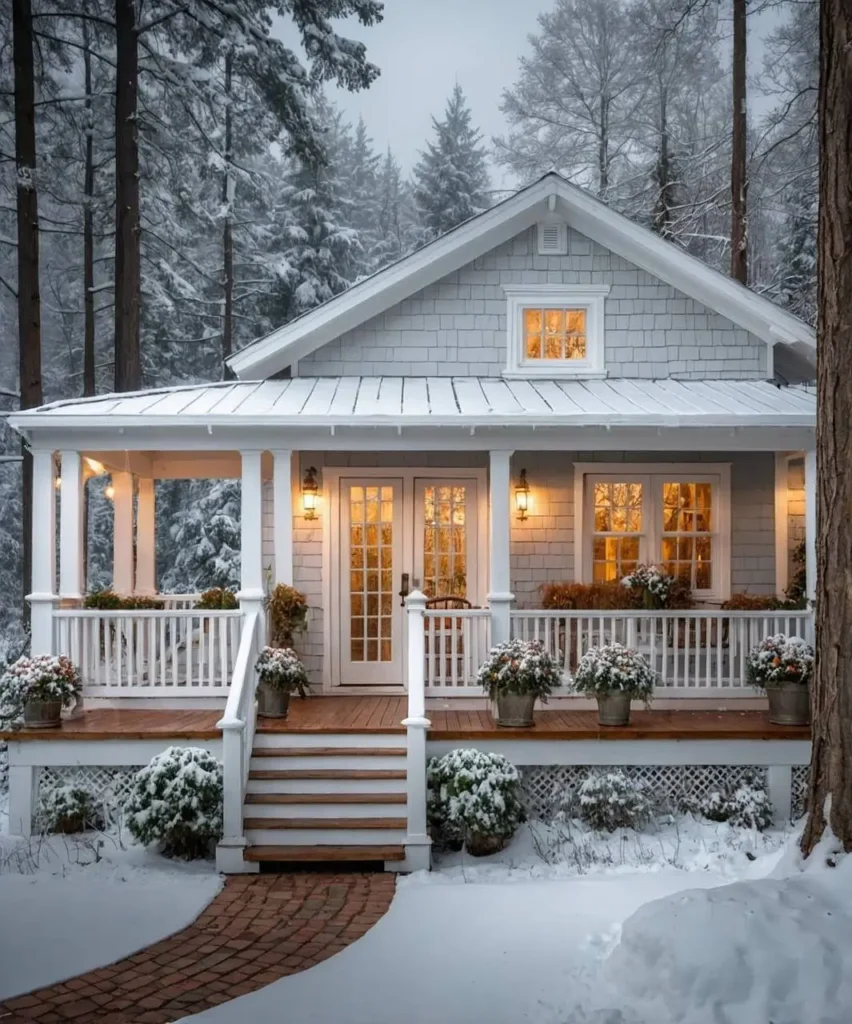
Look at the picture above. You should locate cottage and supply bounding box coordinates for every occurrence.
[4,173,815,871]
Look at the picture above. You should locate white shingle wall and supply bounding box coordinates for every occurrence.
[298,226,767,379]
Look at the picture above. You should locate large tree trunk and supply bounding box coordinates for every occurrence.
[13,0,42,622]
[221,49,234,374]
[730,0,748,284]
[801,0,852,856]
[82,11,96,398]
[653,81,673,238]
[113,0,141,392]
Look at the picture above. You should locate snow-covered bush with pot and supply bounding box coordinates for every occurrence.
[427,748,524,856]
[476,638,561,700]
[255,646,310,694]
[696,775,773,831]
[577,771,654,832]
[0,654,81,724]
[39,785,104,834]
[746,633,814,688]
[124,746,223,859]
[570,642,655,700]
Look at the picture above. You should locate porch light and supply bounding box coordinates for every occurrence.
[54,475,62,490]
[515,468,530,521]
[104,481,115,501]
[84,458,106,476]
[302,466,319,520]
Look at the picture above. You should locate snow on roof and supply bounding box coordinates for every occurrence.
[10,376,816,431]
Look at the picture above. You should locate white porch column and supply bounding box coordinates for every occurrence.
[58,450,84,601]
[272,449,293,586]
[774,453,789,596]
[804,448,816,605]
[112,470,134,595]
[239,450,266,640]
[488,449,514,646]
[401,590,431,872]
[135,477,156,595]
[28,448,57,654]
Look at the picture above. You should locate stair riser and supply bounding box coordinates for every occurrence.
[249,755,406,772]
[253,733,405,750]
[246,828,406,846]
[244,803,407,820]
[246,778,407,795]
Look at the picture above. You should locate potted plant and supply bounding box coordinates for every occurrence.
[266,584,308,647]
[476,638,561,728]
[254,646,310,718]
[746,633,813,726]
[195,587,239,611]
[621,565,692,610]
[0,654,82,729]
[571,642,655,726]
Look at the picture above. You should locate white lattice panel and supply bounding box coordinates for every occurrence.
[791,765,809,820]
[35,765,143,833]
[520,765,769,821]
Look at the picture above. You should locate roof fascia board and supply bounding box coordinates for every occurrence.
[227,181,553,379]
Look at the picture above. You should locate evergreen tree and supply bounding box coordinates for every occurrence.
[413,84,490,242]
[372,148,418,268]
[342,117,381,276]
[770,189,818,326]
[166,479,241,591]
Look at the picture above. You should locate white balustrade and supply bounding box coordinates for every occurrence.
[422,608,492,694]
[160,594,204,610]
[53,608,242,695]
[511,609,814,696]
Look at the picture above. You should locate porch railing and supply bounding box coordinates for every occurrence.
[422,608,491,694]
[159,593,203,610]
[511,609,814,696]
[54,608,242,695]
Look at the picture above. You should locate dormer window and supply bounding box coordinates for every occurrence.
[504,284,609,378]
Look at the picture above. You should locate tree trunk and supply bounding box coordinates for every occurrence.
[598,94,609,198]
[113,0,141,392]
[82,10,96,398]
[730,0,748,284]
[801,0,852,857]
[653,82,673,238]
[13,0,42,622]
[221,49,234,374]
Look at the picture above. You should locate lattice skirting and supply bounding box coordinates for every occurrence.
[791,764,810,820]
[34,765,143,833]
[520,764,770,822]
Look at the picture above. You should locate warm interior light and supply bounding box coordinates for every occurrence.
[54,475,62,490]
[104,482,115,501]
[515,468,530,521]
[85,458,106,476]
[302,466,319,521]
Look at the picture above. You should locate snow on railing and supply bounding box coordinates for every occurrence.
[53,608,242,695]
[511,609,814,695]
[422,607,492,693]
[159,594,203,610]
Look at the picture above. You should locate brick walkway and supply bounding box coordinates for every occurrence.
[0,872,396,1023]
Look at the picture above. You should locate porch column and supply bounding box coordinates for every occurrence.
[112,470,134,595]
[488,449,514,646]
[135,477,156,595]
[804,447,816,604]
[29,449,57,654]
[239,450,266,639]
[58,450,84,602]
[774,453,789,596]
[272,449,293,586]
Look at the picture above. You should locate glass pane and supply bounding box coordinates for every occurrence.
[349,483,394,663]
[422,483,467,598]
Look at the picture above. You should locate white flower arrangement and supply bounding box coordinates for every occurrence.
[571,642,655,700]
[746,634,814,688]
[427,748,524,847]
[255,646,310,695]
[622,564,674,604]
[0,655,81,723]
[476,639,562,700]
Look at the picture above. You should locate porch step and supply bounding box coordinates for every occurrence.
[244,801,405,820]
[245,792,406,805]
[251,746,406,757]
[244,845,406,864]
[249,753,406,771]
[244,827,406,845]
[244,817,407,830]
[253,732,405,749]
[246,775,406,796]
[248,769,407,781]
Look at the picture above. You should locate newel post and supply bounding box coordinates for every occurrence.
[488,449,514,645]
[401,589,431,872]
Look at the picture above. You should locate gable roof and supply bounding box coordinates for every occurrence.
[227,172,816,381]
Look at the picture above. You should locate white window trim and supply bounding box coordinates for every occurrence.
[503,284,610,380]
[573,462,732,601]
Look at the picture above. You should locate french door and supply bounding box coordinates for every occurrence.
[335,473,483,687]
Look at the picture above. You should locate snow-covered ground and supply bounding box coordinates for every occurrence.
[0,827,221,1001]
[185,818,852,1024]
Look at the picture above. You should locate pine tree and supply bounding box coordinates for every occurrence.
[771,190,818,326]
[373,148,417,268]
[413,84,490,242]
[343,117,381,277]
[166,479,241,591]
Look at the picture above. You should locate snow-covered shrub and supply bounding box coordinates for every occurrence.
[747,633,814,688]
[124,747,223,859]
[571,642,655,700]
[0,654,81,724]
[266,584,308,647]
[621,565,692,609]
[39,785,104,834]
[255,646,310,694]
[0,741,7,795]
[476,639,561,700]
[696,776,773,831]
[427,749,524,855]
[577,771,654,832]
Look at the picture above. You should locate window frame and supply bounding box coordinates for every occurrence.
[503,284,610,379]
[574,463,732,601]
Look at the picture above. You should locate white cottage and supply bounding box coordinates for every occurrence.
[4,173,816,872]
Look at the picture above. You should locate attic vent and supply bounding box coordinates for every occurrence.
[537,221,568,255]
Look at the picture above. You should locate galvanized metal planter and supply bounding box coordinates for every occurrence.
[23,698,63,729]
[495,692,537,728]
[766,683,810,726]
[596,691,632,727]
[256,682,291,719]
[466,831,508,857]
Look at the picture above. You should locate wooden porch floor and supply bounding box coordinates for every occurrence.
[1,696,810,742]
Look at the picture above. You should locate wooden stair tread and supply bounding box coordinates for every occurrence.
[244,817,407,830]
[245,792,406,805]
[251,747,406,757]
[249,769,406,780]
[245,845,405,863]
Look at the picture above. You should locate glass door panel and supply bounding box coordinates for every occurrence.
[415,479,479,605]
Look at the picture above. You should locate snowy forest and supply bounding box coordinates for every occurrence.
[0,0,819,650]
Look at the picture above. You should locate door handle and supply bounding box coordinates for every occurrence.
[399,572,410,607]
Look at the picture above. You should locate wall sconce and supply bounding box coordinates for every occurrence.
[104,481,115,501]
[302,466,319,520]
[515,468,530,521]
[54,475,62,491]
